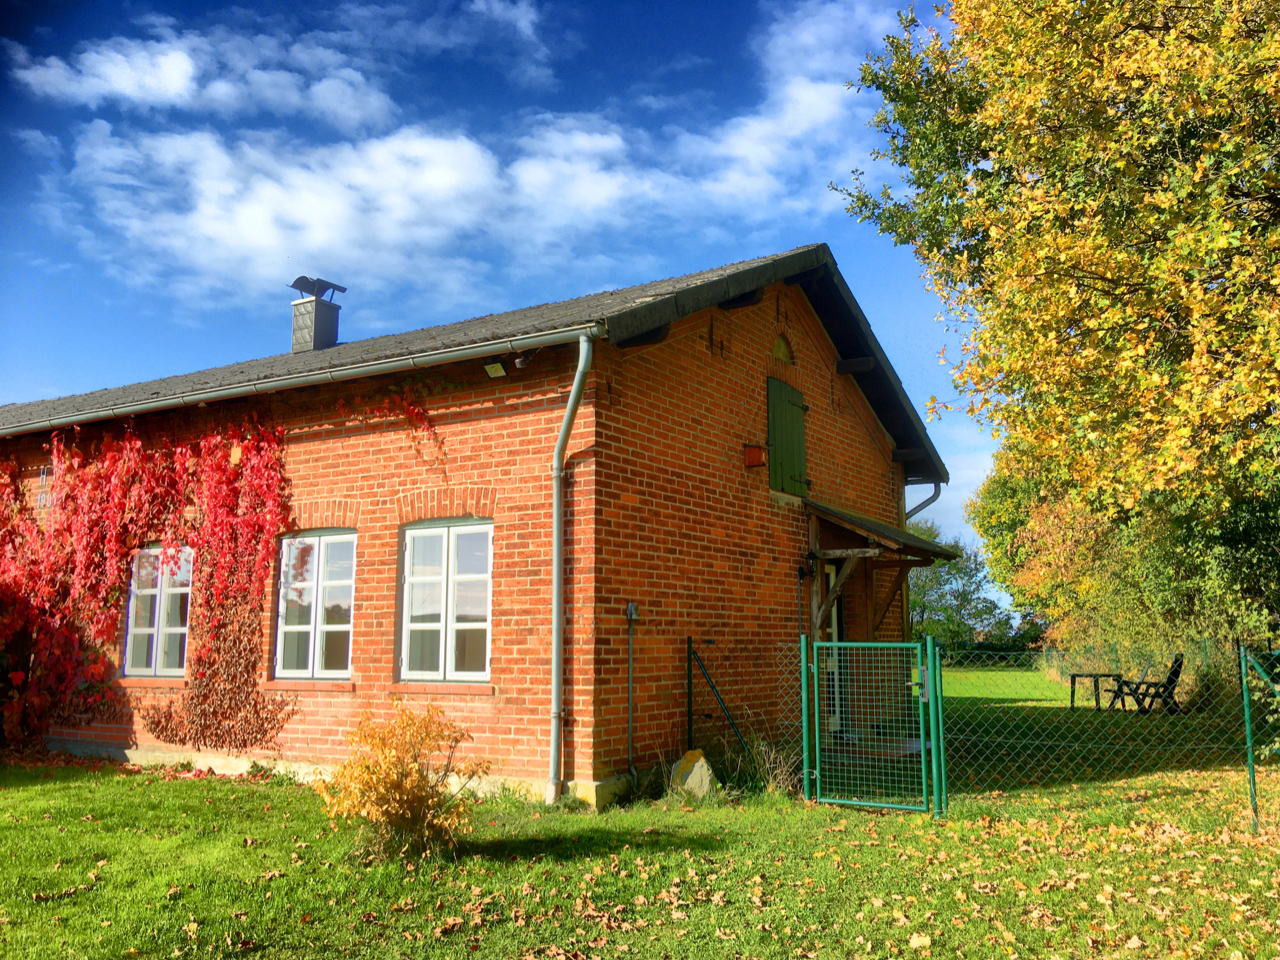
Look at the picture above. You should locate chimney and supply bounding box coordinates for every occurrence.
[287,276,347,352]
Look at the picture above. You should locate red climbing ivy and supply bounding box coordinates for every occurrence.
[0,424,295,748]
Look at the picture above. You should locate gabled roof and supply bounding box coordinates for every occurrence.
[804,498,960,561]
[0,244,947,484]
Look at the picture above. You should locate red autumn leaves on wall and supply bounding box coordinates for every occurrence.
[0,424,294,748]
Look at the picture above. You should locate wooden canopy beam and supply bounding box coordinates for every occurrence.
[815,548,882,560]
[868,558,933,571]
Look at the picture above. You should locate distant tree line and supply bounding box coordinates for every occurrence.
[907,520,1042,651]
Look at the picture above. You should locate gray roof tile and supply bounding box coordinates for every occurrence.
[0,244,949,485]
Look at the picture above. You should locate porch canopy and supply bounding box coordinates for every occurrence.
[802,499,959,643]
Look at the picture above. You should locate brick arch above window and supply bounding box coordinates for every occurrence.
[396,486,497,526]
[292,497,361,532]
[765,324,804,389]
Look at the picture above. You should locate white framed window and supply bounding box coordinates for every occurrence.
[275,532,357,679]
[124,546,193,678]
[400,523,493,681]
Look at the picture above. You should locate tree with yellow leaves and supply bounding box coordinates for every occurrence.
[845,1,1280,510]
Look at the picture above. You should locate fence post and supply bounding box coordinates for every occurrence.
[800,633,812,801]
[686,636,693,754]
[935,641,948,816]
[926,635,945,819]
[1240,643,1260,835]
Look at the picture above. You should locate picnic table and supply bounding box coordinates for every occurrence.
[1070,672,1121,711]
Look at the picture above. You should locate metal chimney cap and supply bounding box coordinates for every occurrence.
[288,276,347,300]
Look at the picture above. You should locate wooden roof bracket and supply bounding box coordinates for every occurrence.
[873,564,912,631]
[815,550,881,632]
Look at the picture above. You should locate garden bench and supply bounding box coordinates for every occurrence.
[1106,654,1183,714]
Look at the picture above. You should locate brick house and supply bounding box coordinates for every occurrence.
[0,243,953,803]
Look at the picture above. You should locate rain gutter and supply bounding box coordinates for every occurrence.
[0,323,608,439]
[905,482,942,521]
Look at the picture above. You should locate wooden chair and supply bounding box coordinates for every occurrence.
[1109,654,1184,715]
[1104,659,1150,712]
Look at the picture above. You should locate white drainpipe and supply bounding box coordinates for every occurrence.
[546,334,596,804]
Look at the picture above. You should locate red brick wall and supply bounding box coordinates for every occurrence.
[21,279,915,787]
[29,344,600,783]
[588,282,907,780]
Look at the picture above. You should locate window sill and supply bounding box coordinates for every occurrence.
[263,680,356,692]
[389,682,495,697]
[117,677,187,689]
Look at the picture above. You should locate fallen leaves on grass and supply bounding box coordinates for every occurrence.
[434,916,464,938]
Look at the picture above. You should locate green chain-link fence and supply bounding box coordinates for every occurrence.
[688,631,1278,818]
[936,642,1275,812]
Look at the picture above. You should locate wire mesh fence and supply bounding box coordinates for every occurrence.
[684,636,806,792]
[687,631,1278,818]
[936,644,1266,795]
[811,641,930,809]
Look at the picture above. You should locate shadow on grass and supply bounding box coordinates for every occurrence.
[941,697,1250,792]
[459,824,728,863]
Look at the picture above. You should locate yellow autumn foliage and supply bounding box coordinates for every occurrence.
[849,1,1280,510]
[313,701,489,857]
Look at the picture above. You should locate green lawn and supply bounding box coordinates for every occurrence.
[936,667,1071,705]
[1,756,1277,959]
[931,666,1252,791]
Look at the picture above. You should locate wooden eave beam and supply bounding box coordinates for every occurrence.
[814,548,883,560]
[869,558,934,570]
[836,357,876,375]
[718,289,763,310]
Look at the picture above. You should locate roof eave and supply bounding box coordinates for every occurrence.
[0,322,607,440]
[804,498,961,562]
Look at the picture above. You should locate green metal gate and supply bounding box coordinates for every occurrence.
[801,636,947,815]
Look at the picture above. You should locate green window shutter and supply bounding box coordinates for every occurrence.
[767,377,808,496]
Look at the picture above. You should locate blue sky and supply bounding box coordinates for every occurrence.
[0,0,997,540]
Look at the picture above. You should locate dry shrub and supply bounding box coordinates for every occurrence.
[313,702,489,858]
[750,735,802,795]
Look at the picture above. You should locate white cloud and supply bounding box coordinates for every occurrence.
[468,0,540,41]
[300,1,558,87]
[19,1,900,299]
[65,120,501,297]
[6,25,396,133]
[13,128,62,158]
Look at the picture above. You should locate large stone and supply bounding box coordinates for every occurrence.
[669,749,718,797]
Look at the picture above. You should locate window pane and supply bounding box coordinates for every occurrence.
[284,587,313,626]
[454,629,487,673]
[130,634,154,670]
[407,629,440,673]
[132,594,157,630]
[408,582,441,624]
[134,552,159,591]
[322,631,349,672]
[324,540,355,582]
[323,585,352,626]
[409,533,444,578]
[162,633,185,670]
[167,549,193,588]
[282,631,310,671]
[165,593,189,629]
[455,532,489,575]
[284,541,315,584]
[455,580,488,622]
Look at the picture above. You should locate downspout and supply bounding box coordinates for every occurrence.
[546,334,597,805]
[626,602,639,792]
[905,482,941,521]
